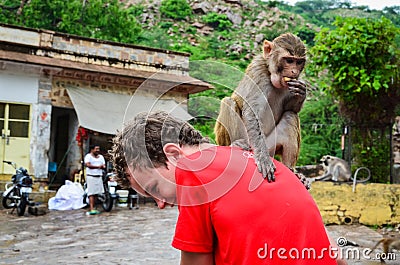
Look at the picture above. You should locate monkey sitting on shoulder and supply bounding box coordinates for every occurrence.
[214,33,307,182]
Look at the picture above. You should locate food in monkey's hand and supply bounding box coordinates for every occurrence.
[284,77,294,82]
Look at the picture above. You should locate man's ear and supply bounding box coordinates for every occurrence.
[163,143,182,166]
[263,40,273,59]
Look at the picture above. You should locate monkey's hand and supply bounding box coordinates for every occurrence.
[286,79,307,112]
[254,150,276,182]
[231,139,252,151]
[287,79,307,97]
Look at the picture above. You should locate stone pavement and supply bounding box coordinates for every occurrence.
[0,204,398,265]
[0,205,180,265]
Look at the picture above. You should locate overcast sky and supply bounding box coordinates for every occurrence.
[281,0,398,10]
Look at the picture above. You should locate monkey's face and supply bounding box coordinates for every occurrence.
[270,54,305,89]
[320,155,331,168]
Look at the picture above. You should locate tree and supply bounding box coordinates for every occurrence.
[309,16,400,182]
[382,6,400,27]
[0,0,141,44]
[298,88,344,166]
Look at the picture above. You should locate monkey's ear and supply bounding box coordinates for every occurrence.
[263,40,273,59]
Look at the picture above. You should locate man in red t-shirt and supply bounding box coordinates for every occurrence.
[111,111,347,265]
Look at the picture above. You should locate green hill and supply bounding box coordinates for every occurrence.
[126,0,399,68]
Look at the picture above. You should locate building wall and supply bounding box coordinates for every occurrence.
[0,25,190,76]
[0,24,207,183]
[0,72,39,103]
[30,77,52,178]
[48,35,189,75]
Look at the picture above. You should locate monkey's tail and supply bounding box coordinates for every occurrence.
[350,167,371,183]
[370,238,385,252]
[214,120,230,146]
[214,97,243,146]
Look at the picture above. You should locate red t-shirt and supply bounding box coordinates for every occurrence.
[172,146,337,265]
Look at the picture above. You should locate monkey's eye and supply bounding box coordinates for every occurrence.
[286,58,295,64]
[296,59,305,66]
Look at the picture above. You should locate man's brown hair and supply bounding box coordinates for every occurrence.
[110,111,209,188]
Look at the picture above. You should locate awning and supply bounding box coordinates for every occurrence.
[66,86,193,135]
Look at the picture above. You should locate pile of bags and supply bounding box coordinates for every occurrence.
[48,180,86,210]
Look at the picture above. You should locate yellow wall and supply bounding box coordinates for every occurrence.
[0,174,11,182]
[310,182,400,226]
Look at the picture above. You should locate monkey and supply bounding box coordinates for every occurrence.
[370,237,400,263]
[313,155,351,182]
[214,33,307,181]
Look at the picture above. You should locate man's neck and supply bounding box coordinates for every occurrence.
[180,143,216,156]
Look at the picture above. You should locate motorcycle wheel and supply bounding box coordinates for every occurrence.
[82,183,89,206]
[102,192,113,212]
[17,191,27,216]
[2,187,17,209]
[82,193,88,206]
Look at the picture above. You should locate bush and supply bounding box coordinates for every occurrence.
[160,0,192,20]
[203,12,232,31]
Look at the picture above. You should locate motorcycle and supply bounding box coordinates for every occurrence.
[82,170,118,212]
[2,160,34,216]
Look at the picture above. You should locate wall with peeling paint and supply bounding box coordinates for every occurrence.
[310,181,400,226]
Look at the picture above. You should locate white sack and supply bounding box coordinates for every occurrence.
[48,180,86,210]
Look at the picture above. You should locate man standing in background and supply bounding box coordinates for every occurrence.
[84,144,105,215]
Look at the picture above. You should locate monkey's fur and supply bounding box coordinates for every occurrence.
[315,155,351,182]
[214,33,307,181]
[370,237,400,263]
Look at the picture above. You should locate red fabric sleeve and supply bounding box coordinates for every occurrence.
[172,203,214,253]
[172,169,214,253]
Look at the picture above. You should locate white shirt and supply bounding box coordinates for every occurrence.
[84,153,105,176]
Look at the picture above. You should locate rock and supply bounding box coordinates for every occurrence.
[295,164,324,178]
[28,204,48,216]
[226,11,242,25]
[212,5,228,13]
[260,20,274,29]
[197,26,214,36]
[192,22,205,28]
[192,2,212,14]
[223,0,243,6]
[256,10,267,20]
[229,43,243,53]
[255,33,264,43]
[243,20,252,27]
[270,7,280,13]
[218,35,227,41]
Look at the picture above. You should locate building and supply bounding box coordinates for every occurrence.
[0,24,211,187]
